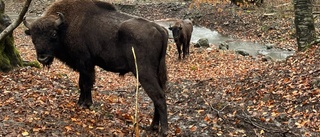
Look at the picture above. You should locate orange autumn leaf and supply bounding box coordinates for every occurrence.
[65,126,72,131]
[189,125,197,132]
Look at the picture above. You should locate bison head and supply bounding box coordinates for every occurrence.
[24,12,65,68]
[169,24,182,41]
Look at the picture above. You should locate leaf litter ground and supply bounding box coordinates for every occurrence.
[1,0,320,136]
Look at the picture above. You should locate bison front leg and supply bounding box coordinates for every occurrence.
[78,70,95,108]
[182,42,188,59]
[175,42,182,60]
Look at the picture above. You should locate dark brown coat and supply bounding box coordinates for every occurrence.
[169,19,193,59]
[24,0,168,135]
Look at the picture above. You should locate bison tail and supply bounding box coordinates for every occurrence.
[158,27,169,91]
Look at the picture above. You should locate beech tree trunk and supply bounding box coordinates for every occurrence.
[0,0,23,72]
[294,0,316,51]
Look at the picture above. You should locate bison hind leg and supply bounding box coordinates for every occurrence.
[138,73,168,136]
[142,106,160,130]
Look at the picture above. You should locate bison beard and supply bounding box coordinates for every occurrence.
[24,0,169,136]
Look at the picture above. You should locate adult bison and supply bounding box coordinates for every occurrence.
[23,0,169,136]
[169,19,193,60]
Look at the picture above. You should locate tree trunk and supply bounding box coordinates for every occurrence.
[0,0,23,72]
[294,0,316,51]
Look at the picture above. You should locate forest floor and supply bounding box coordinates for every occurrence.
[1,0,320,136]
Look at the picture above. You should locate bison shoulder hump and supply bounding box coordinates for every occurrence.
[185,20,193,25]
[94,1,117,11]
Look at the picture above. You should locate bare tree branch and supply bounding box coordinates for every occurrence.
[0,0,32,41]
[310,39,320,45]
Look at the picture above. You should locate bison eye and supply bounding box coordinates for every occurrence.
[51,31,57,38]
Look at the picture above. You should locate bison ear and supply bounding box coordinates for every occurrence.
[168,24,172,30]
[179,24,182,30]
[25,30,31,35]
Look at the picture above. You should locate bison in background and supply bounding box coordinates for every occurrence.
[169,19,193,60]
[23,0,168,136]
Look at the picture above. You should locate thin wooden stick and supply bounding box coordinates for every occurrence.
[132,47,140,137]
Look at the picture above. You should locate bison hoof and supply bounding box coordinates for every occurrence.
[159,131,168,137]
[77,101,92,109]
[141,125,169,136]
[143,125,159,131]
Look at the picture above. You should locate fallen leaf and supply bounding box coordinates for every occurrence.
[22,131,29,136]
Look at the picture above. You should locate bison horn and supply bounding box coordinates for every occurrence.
[55,12,65,26]
[23,17,31,29]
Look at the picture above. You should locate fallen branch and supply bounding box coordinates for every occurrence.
[0,0,32,41]
[310,39,320,45]
[237,109,290,135]
[274,3,290,8]
[263,13,276,16]
[200,95,230,119]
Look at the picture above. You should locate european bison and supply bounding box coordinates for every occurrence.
[23,0,168,135]
[169,19,193,60]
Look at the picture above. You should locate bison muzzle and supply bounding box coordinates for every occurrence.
[24,0,169,136]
